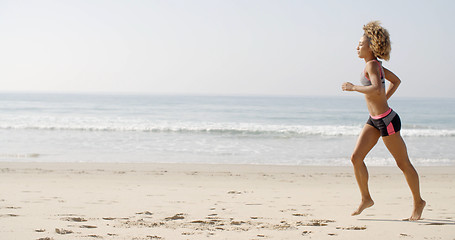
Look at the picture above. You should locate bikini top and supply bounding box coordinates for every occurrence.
[360,60,385,87]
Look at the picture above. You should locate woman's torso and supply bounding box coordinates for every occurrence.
[361,60,390,116]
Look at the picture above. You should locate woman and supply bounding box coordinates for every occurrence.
[342,21,425,221]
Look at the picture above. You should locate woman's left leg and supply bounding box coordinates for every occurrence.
[382,132,426,221]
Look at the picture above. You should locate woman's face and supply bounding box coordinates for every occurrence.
[357,35,372,59]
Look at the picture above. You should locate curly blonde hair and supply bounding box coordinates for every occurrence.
[363,21,391,61]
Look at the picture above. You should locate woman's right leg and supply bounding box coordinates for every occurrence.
[351,124,381,216]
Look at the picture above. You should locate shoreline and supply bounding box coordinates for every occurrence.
[1,162,454,239]
[2,160,454,167]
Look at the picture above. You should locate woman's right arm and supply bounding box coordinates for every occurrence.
[383,67,401,100]
[342,61,383,95]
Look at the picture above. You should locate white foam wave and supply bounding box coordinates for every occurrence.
[400,129,455,137]
[1,120,454,137]
[0,122,360,136]
[0,153,40,159]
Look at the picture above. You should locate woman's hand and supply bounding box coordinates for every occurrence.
[342,82,355,91]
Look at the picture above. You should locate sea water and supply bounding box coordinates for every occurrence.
[1,93,454,166]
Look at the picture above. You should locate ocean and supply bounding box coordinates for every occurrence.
[1,93,454,166]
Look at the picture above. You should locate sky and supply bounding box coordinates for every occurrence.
[1,0,454,98]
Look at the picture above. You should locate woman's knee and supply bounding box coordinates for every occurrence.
[395,159,413,172]
[351,153,365,165]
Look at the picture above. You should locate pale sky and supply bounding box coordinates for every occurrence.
[1,0,454,97]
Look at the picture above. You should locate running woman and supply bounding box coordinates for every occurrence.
[341,21,426,221]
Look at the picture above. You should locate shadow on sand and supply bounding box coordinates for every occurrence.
[358,218,455,225]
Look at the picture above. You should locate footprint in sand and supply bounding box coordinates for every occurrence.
[5,206,21,209]
[302,230,312,235]
[336,226,367,230]
[80,225,97,229]
[301,219,335,226]
[136,211,153,216]
[0,214,19,217]
[292,213,311,217]
[147,235,163,239]
[227,191,242,194]
[230,220,246,225]
[87,235,102,238]
[55,228,73,235]
[165,213,185,221]
[62,217,87,222]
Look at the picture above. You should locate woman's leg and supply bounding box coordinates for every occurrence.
[351,124,381,216]
[382,132,426,221]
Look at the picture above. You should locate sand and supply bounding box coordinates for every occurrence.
[0,162,454,240]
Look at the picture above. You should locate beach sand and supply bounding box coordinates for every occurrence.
[0,162,454,240]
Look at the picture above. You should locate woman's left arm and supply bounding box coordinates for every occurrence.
[383,67,401,100]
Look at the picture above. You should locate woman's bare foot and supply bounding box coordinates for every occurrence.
[407,200,426,221]
[352,199,374,216]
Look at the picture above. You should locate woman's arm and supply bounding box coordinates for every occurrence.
[342,61,383,95]
[383,67,401,99]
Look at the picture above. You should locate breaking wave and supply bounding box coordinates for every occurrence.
[1,120,454,137]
